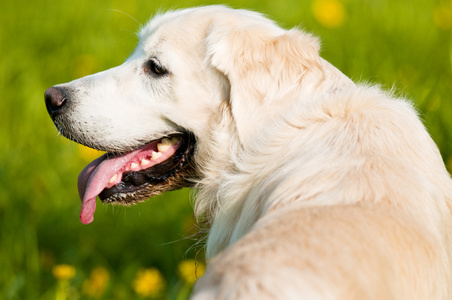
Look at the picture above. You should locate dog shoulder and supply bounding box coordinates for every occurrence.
[193,204,450,299]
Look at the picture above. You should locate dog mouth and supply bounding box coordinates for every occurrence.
[77,132,197,224]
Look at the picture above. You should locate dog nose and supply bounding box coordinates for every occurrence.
[45,86,68,117]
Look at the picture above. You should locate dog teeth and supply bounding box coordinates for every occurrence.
[157,144,170,152]
[130,162,139,170]
[109,174,118,183]
[140,158,150,166]
[157,137,180,153]
[157,141,171,152]
[151,151,162,161]
[170,136,181,145]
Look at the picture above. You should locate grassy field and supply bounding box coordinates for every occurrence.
[1,0,451,299]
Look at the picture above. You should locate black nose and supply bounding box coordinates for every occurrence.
[44,86,68,117]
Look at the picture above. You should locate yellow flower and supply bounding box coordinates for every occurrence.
[433,5,452,30]
[52,264,76,281]
[82,266,110,298]
[132,268,165,297]
[312,0,346,28]
[178,259,205,285]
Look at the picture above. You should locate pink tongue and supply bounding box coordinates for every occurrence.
[77,149,142,224]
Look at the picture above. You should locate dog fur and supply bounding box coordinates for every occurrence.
[48,6,452,299]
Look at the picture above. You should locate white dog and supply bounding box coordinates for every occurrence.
[45,6,452,299]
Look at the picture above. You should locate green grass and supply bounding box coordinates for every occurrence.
[1,0,451,299]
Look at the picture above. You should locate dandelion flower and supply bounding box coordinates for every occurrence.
[178,259,205,285]
[82,266,110,298]
[132,268,165,298]
[312,0,346,28]
[52,264,76,281]
[53,264,76,300]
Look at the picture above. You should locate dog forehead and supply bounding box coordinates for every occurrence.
[137,9,209,56]
[139,7,217,41]
[138,6,273,50]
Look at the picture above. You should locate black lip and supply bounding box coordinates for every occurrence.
[98,132,197,203]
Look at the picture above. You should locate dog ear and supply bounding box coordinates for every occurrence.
[206,22,322,143]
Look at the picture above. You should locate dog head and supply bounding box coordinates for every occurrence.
[45,6,330,224]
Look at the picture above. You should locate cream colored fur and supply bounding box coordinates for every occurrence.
[55,5,452,299]
[190,6,452,300]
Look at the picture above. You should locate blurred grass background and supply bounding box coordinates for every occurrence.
[1,0,451,299]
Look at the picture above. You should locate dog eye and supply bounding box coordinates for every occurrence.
[144,58,168,76]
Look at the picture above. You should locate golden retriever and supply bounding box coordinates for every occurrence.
[45,6,452,299]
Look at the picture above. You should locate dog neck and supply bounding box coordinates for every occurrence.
[196,68,452,260]
[195,61,359,258]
